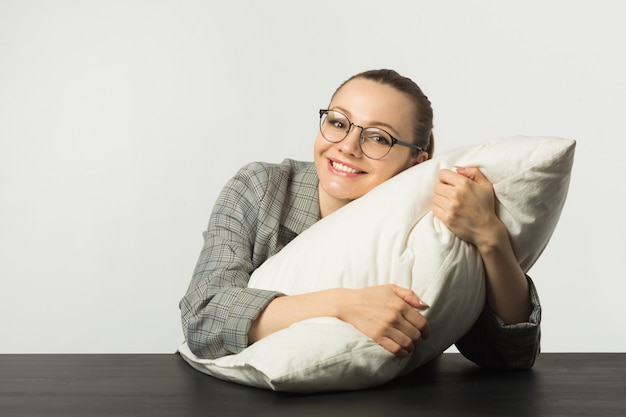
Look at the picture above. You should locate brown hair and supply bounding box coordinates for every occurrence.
[332,69,435,158]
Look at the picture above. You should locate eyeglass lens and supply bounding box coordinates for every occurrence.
[320,110,393,160]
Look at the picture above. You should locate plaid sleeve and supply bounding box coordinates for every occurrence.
[179,163,286,359]
[454,276,542,369]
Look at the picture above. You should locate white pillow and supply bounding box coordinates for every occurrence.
[179,135,576,392]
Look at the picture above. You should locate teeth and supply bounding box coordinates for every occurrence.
[332,161,362,174]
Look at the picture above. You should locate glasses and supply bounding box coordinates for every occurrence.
[319,109,424,160]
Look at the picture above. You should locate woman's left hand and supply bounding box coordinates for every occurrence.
[433,166,533,324]
[433,166,503,253]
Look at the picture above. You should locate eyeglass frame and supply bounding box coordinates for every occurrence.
[318,109,424,160]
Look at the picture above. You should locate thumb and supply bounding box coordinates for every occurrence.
[455,166,490,185]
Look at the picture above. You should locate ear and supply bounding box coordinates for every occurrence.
[411,151,429,166]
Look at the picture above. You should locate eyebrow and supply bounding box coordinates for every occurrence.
[332,106,402,139]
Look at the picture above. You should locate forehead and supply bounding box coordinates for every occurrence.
[330,78,414,137]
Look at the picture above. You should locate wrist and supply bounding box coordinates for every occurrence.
[332,288,353,322]
[475,220,510,257]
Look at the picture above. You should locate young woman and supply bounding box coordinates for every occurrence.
[180,69,541,369]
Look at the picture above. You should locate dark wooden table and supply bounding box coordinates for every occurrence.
[1,353,624,417]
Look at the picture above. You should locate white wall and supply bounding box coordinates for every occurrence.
[1,0,624,353]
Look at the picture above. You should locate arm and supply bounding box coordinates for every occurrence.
[179,165,284,359]
[433,167,541,368]
[455,276,541,369]
[249,284,431,358]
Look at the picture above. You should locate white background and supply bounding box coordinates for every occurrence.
[1,0,624,353]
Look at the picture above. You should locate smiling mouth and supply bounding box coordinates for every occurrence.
[330,160,365,174]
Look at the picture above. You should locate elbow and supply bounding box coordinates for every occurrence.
[486,339,541,371]
[181,316,221,360]
[181,302,221,360]
[185,335,212,359]
[508,343,541,371]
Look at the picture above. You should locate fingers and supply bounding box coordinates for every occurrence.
[437,168,461,187]
[438,167,491,186]
[378,328,419,358]
[401,306,431,341]
[374,308,430,358]
[391,284,429,310]
[346,285,431,358]
[434,169,472,205]
[380,285,431,356]
[455,166,490,184]
[434,166,501,252]
[434,167,496,227]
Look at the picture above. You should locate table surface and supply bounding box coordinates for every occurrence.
[1,353,625,417]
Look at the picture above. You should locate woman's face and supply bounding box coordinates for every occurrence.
[314,77,426,215]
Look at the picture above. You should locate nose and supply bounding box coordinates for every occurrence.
[339,123,364,157]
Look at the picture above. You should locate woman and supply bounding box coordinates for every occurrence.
[180,69,541,369]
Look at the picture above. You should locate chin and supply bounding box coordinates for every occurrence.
[329,188,366,202]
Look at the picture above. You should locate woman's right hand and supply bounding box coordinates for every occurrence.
[338,284,430,358]
[249,284,430,358]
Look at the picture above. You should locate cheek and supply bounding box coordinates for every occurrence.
[375,158,413,182]
[313,135,327,169]
[313,134,330,156]
[391,152,417,173]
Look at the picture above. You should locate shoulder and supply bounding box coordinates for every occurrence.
[217,158,316,229]
[213,158,319,243]
[236,159,313,180]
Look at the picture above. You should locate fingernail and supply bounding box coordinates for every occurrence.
[454,165,466,172]
[418,300,430,308]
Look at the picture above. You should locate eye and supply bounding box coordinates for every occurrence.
[363,129,392,146]
[327,112,349,131]
[330,119,345,129]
